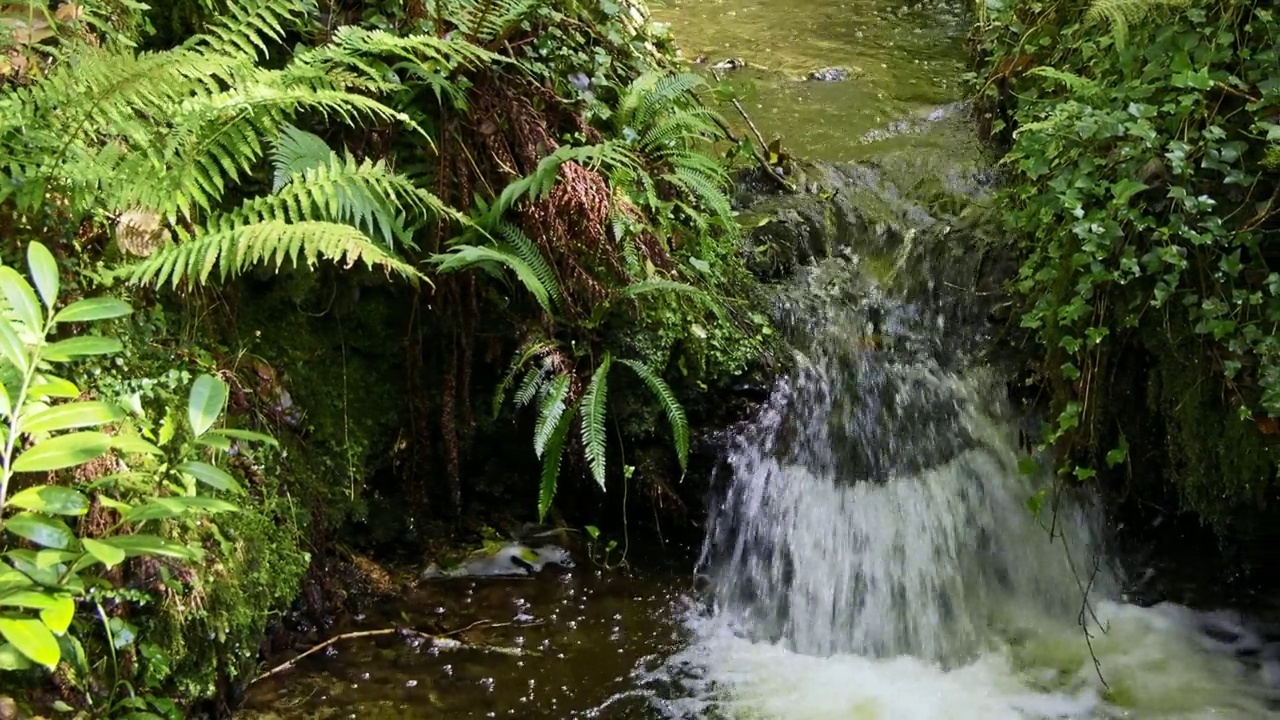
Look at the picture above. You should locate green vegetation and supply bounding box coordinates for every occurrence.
[974,0,1280,525]
[0,0,766,713]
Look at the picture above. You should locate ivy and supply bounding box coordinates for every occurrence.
[975,1,1280,483]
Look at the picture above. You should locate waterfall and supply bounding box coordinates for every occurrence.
[696,259,1104,665]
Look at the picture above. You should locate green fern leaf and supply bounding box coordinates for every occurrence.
[431,244,555,313]
[580,353,612,490]
[513,364,548,408]
[272,125,336,191]
[126,221,422,287]
[537,398,577,522]
[619,359,689,471]
[533,374,572,457]
[493,338,558,416]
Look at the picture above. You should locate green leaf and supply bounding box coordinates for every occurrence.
[203,428,278,446]
[42,336,124,361]
[0,616,60,667]
[159,496,238,514]
[111,434,163,455]
[581,354,612,490]
[177,461,241,493]
[0,590,64,611]
[533,374,571,458]
[0,266,44,331]
[26,375,81,400]
[99,535,198,561]
[40,595,74,635]
[6,485,89,516]
[0,382,9,419]
[122,502,185,523]
[4,513,75,549]
[26,243,59,311]
[187,375,227,437]
[538,400,576,522]
[620,359,689,471]
[22,401,124,434]
[0,642,33,670]
[12,431,112,472]
[81,538,126,569]
[0,318,28,372]
[54,297,133,324]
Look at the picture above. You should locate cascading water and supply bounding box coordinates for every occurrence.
[697,258,1102,666]
[649,240,1280,719]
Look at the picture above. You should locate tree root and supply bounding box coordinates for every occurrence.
[247,620,531,687]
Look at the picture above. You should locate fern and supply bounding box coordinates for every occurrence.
[513,363,550,408]
[1027,67,1103,98]
[580,353,612,490]
[619,359,689,471]
[533,374,572,457]
[537,400,576,522]
[271,125,335,191]
[1084,0,1189,47]
[493,338,559,417]
[126,221,423,287]
[432,244,556,313]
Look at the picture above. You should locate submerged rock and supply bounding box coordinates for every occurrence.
[421,543,574,579]
[805,66,856,82]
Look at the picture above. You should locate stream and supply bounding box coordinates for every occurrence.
[239,1,1280,718]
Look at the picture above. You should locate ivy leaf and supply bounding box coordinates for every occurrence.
[26,242,59,311]
[0,616,59,667]
[53,297,132,324]
[187,375,227,438]
[12,431,112,472]
[6,485,89,516]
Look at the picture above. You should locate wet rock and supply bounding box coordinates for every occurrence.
[806,66,854,82]
[422,544,574,579]
[710,58,745,71]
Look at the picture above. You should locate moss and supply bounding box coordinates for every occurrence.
[1144,321,1280,529]
[141,480,310,700]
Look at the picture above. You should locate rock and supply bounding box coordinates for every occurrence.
[421,543,574,579]
[711,58,745,71]
[806,66,854,82]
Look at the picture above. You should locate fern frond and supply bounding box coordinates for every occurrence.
[537,399,577,522]
[187,0,314,60]
[1027,67,1103,98]
[513,364,549,408]
[493,338,559,417]
[1084,0,1189,47]
[494,222,561,304]
[616,279,709,303]
[431,244,555,313]
[533,374,572,457]
[126,220,422,288]
[580,353,612,490]
[619,359,689,471]
[636,73,708,129]
[272,125,335,191]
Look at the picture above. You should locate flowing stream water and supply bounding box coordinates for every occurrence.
[239,1,1280,718]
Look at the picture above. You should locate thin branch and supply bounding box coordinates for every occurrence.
[248,621,532,686]
[708,68,795,193]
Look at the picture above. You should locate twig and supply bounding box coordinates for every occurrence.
[248,622,531,687]
[708,68,795,193]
